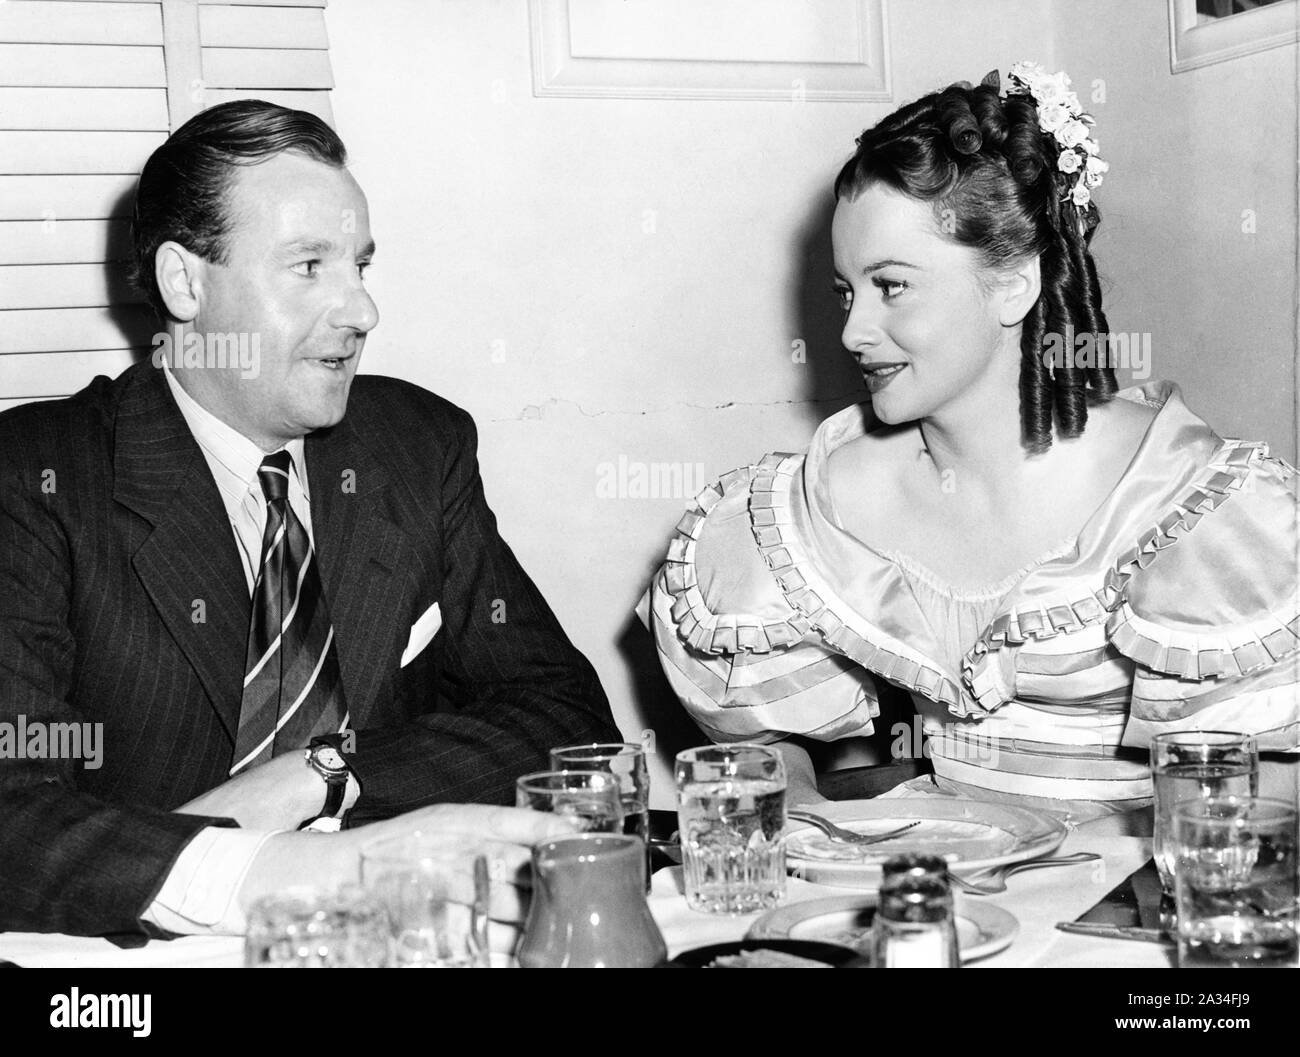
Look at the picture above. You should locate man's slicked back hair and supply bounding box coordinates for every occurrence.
[131,100,347,320]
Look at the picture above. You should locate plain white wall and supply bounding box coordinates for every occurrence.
[324,0,1297,803]
[1056,0,1298,461]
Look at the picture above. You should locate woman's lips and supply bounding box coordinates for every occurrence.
[861,362,906,393]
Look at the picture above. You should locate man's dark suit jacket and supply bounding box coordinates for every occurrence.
[0,359,618,936]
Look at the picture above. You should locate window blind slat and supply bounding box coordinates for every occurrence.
[0,264,138,309]
[0,87,170,131]
[0,307,154,354]
[0,347,140,394]
[0,44,166,88]
[201,47,333,90]
[0,1,162,46]
[199,6,327,50]
[22,1,322,6]
[196,0,325,6]
[0,131,167,174]
[0,219,131,264]
[0,0,335,407]
[0,175,137,220]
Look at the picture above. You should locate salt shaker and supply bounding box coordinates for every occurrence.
[871,854,961,968]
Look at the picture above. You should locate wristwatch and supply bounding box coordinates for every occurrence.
[298,736,351,832]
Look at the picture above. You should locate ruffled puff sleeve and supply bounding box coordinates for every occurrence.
[1107,445,1299,752]
[645,465,880,745]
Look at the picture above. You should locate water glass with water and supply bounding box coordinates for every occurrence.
[1173,796,1298,968]
[549,742,651,886]
[360,833,491,967]
[244,885,389,967]
[675,743,787,915]
[515,769,624,832]
[1150,730,1258,928]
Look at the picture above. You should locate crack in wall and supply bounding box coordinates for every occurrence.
[491,393,861,423]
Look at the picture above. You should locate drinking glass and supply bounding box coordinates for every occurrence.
[549,742,651,887]
[1150,730,1258,930]
[1173,796,1298,968]
[244,884,389,967]
[515,769,624,832]
[360,833,491,967]
[674,743,787,915]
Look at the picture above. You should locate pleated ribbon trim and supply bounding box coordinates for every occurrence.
[746,453,973,717]
[1097,439,1300,679]
[965,439,1298,695]
[664,438,1296,720]
[662,466,813,656]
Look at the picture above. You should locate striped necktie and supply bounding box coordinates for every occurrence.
[230,449,348,776]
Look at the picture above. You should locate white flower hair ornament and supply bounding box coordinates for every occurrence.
[999,62,1108,224]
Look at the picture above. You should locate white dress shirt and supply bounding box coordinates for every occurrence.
[141,365,323,935]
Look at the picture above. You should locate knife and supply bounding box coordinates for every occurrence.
[1055,921,1172,944]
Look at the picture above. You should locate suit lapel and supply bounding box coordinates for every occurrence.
[112,362,250,741]
[306,416,415,728]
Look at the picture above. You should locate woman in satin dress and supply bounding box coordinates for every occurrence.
[648,65,1298,824]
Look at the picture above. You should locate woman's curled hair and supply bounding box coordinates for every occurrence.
[836,80,1117,451]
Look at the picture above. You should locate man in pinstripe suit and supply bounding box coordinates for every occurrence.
[0,101,618,937]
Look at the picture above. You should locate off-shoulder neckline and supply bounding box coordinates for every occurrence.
[808,382,1180,590]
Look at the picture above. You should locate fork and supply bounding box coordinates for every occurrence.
[787,810,921,846]
[947,852,1101,895]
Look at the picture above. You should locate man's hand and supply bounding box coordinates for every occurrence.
[237,804,579,936]
[174,751,357,830]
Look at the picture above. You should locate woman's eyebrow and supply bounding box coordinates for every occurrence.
[861,258,920,274]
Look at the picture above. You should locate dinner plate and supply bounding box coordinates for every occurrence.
[784,798,1067,888]
[667,939,872,968]
[748,894,1019,964]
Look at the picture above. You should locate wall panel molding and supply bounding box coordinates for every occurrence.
[529,0,891,102]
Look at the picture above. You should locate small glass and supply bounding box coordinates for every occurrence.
[360,833,491,968]
[1173,796,1298,969]
[244,884,388,967]
[675,743,787,915]
[515,769,624,832]
[1150,730,1258,930]
[550,742,651,888]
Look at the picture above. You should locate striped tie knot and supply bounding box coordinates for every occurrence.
[258,450,293,504]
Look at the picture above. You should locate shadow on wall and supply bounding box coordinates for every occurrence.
[615,612,710,763]
[789,188,870,432]
[108,183,157,362]
[620,191,876,765]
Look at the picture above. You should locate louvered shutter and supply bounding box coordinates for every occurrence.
[0,0,334,412]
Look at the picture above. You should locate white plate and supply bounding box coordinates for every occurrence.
[785,799,1067,888]
[748,894,1019,964]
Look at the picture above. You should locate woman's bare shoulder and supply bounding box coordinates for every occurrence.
[1082,393,1160,461]
[826,423,920,525]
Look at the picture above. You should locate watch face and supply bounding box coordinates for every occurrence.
[315,746,346,771]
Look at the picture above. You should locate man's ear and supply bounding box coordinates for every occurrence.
[997,253,1042,328]
[155,241,204,323]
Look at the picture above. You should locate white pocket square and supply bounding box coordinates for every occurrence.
[400,601,442,668]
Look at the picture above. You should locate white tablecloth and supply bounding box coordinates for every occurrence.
[0,825,1170,968]
[650,829,1171,969]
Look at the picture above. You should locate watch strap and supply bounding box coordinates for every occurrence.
[298,739,351,831]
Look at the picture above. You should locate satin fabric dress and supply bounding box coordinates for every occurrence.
[649,382,1299,819]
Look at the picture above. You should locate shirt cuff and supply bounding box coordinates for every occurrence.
[140,827,283,936]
